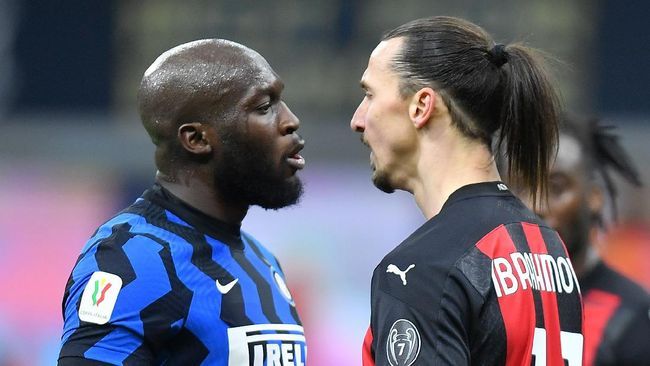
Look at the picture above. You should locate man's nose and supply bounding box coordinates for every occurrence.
[280,101,300,135]
[350,101,366,132]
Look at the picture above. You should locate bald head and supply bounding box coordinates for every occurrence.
[138,39,277,173]
[138,39,274,141]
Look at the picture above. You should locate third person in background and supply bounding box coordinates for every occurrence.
[534,115,650,366]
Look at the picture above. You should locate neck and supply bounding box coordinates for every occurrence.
[156,171,248,225]
[410,127,500,219]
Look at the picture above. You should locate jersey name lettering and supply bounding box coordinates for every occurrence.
[228,324,306,366]
[491,252,580,297]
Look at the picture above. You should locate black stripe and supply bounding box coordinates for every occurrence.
[505,223,546,329]
[58,324,118,361]
[131,201,252,326]
[62,223,139,358]
[244,235,301,325]
[539,227,583,334]
[158,328,209,364]
[135,233,198,360]
[58,356,116,365]
[120,343,154,366]
[94,223,137,286]
[231,243,282,324]
[62,253,86,321]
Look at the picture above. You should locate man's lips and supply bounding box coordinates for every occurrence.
[286,142,306,170]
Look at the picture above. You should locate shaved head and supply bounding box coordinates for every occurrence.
[138,39,276,173]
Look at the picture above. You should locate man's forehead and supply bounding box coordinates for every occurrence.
[369,38,402,67]
[554,134,583,171]
[362,38,403,86]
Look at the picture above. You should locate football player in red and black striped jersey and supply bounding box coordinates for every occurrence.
[351,16,584,365]
[534,116,650,366]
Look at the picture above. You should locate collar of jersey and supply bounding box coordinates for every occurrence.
[441,181,513,211]
[144,183,244,249]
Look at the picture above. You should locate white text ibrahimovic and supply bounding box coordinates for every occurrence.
[491,252,580,297]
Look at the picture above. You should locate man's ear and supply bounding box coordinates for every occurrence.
[408,87,436,129]
[588,185,605,217]
[178,122,213,155]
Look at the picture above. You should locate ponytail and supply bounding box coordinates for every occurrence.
[382,16,561,208]
[498,45,560,209]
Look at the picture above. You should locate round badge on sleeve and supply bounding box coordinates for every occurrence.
[386,319,421,366]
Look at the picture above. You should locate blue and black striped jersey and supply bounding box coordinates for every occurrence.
[59,184,306,365]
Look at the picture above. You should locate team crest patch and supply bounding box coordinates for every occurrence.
[78,271,123,325]
[387,319,420,366]
[272,269,295,306]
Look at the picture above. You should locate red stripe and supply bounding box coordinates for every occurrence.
[476,225,535,366]
[582,290,620,366]
[522,223,564,365]
[362,326,375,366]
[96,283,112,306]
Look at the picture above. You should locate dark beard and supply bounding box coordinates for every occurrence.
[214,129,303,210]
[372,165,395,194]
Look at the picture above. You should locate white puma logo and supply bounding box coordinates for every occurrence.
[386,264,415,285]
[216,278,238,294]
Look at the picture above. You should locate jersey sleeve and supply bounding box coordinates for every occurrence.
[59,232,178,364]
[370,264,481,365]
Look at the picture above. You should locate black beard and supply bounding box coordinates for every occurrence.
[372,167,395,194]
[214,128,303,210]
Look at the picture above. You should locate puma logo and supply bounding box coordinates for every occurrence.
[387,264,415,285]
[216,278,238,294]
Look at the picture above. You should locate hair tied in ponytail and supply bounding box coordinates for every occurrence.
[487,44,509,67]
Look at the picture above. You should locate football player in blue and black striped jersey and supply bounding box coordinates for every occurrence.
[59,39,307,365]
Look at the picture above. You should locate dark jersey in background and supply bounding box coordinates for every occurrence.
[581,261,650,366]
[362,182,584,366]
[59,184,306,365]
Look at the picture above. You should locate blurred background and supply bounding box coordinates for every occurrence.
[0,0,649,364]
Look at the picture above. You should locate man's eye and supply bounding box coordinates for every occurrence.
[257,103,272,113]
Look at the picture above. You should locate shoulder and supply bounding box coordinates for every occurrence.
[586,263,650,308]
[241,231,283,269]
[374,194,553,316]
[67,210,177,305]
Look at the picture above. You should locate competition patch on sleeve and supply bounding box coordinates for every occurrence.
[78,271,123,325]
[387,319,420,366]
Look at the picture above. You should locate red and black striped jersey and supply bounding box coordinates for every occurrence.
[581,261,650,366]
[362,182,584,366]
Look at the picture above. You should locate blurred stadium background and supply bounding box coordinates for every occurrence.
[0,0,649,364]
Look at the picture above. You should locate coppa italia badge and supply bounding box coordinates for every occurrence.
[79,271,123,325]
[387,319,420,366]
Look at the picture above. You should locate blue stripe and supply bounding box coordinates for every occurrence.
[83,327,140,363]
[241,236,296,325]
[165,210,192,228]
[61,244,100,345]
[206,236,270,325]
[79,213,145,255]
[242,232,283,271]
[128,221,232,356]
[85,236,170,357]
[62,213,148,345]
